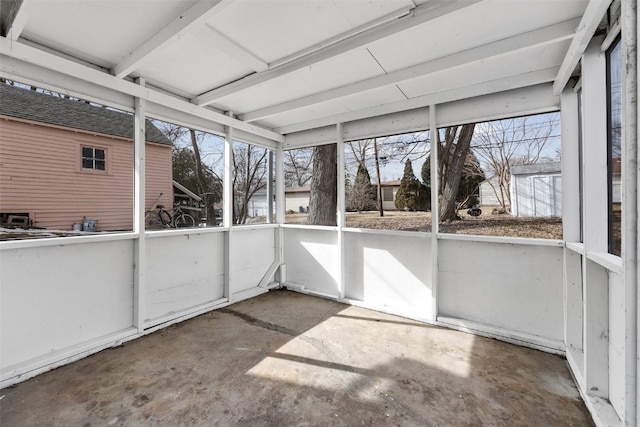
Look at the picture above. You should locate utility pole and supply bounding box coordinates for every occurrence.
[373,138,384,217]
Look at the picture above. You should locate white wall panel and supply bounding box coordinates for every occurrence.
[145,232,224,324]
[0,240,134,370]
[230,227,276,294]
[344,231,432,319]
[608,271,625,418]
[438,239,564,344]
[283,227,339,297]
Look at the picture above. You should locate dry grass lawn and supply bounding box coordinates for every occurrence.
[286,210,563,240]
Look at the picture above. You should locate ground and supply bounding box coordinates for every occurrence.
[0,290,593,426]
[285,210,563,240]
[0,210,563,241]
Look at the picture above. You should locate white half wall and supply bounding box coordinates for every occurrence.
[230,226,277,299]
[344,230,433,320]
[1,239,134,376]
[282,226,339,297]
[144,231,225,326]
[437,238,564,348]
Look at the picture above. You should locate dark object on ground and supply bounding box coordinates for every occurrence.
[467,206,482,217]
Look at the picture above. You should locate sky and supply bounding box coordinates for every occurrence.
[158,110,561,187]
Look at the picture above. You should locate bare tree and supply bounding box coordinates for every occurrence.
[284,148,313,187]
[472,114,559,212]
[437,124,476,222]
[154,122,223,224]
[233,142,268,224]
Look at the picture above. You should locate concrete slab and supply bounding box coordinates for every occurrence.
[0,289,593,426]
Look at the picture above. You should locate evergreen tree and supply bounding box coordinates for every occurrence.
[347,164,376,212]
[422,151,485,210]
[395,159,429,211]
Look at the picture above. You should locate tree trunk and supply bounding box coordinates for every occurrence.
[438,124,475,222]
[189,129,213,225]
[373,138,384,217]
[307,144,337,226]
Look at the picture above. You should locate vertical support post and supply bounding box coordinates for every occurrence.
[429,105,438,321]
[584,259,609,399]
[336,123,346,299]
[276,144,285,225]
[275,142,286,283]
[267,151,274,224]
[582,36,608,253]
[560,88,583,353]
[560,88,581,243]
[133,77,146,333]
[620,1,638,423]
[223,112,234,302]
[581,35,610,401]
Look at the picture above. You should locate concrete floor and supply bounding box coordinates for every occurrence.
[1,289,592,426]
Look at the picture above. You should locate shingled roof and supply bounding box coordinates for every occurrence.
[0,83,172,145]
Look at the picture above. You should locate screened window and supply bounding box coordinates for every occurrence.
[607,37,622,256]
[82,146,106,171]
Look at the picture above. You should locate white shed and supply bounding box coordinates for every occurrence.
[510,162,562,217]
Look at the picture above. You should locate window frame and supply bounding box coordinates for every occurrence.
[605,35,622,256]
[80,145,107,172]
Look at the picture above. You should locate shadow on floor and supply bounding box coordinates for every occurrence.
[0,289,593,426]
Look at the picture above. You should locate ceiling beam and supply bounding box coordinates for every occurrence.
[1,37,284,142]
[240,18,579,123]
[203,23,268,72]
[552,0,612,95]
[111,0,229,78]
[194,0,482,107]
[0,0,28,40]
[275,67,559,135]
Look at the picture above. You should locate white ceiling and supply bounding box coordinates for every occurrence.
[1,0,593,138]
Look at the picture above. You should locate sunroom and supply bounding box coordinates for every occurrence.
[0,0,637,425]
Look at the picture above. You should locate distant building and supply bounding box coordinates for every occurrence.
[0,84,173,231]
[380,180,401,211]
[510,162,562,217]
[479,176,507,209]
[285,186,311,213]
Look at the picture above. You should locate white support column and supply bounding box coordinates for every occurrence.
[267,151,274,224]
[560,88,581,243]
[581,35,610,401]
[560,88,584,355]
[429,105,438,321]
[223,112,234,302]
[275,143,286,283]
[621,1,638,424]
[276,144,285,225]
[336,123,346,299]
[582,36,608,253]
[133,78,146,332]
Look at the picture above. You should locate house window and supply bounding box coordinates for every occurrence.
[82,146,106,171]
[606,37,622,256]
[382,187,394,202]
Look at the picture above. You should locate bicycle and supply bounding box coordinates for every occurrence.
[145,193,196,229]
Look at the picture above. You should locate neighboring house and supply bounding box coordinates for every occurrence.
[285,186,311,213]
[510,162,562,217]
[479,176,508,209]
[0,84,173,231]
[611,157,621,204]
[380,180,401,211]
[244,189,271,217]
[282,181,401,213]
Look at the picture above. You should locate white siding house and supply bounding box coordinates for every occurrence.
[479,176,507,209]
